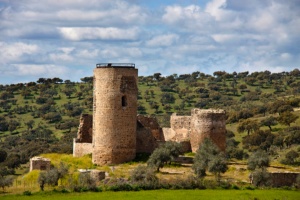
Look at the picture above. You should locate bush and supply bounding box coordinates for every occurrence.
[0,175,14,191]
[251,168,271,187]
[23,190,32,196]
[108,183,133,191]
[78,172,97,191]
[280,150,299,165]
[147,141,182,172]
[248,150,269,170]
[193,138,228,182]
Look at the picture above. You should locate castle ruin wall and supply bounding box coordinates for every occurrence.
[190,108,226,152]
[169,114,191,141]
[76,114,93,143]
[73,139,93,157]
[92,66,138,165]
[136,115,165,153]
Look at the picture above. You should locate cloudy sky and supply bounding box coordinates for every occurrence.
[0,0,299,84]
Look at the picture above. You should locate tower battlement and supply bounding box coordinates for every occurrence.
[96,63,135,68]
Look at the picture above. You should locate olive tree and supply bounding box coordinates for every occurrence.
[0,175,14,191]
[248,150,270,187]
[192,138,228,182]
[147,141,182,172]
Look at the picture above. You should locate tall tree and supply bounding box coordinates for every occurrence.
[237,119,260,135]
[260,116,278,131]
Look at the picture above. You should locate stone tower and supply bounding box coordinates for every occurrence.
[190,108,226,152]
[92,63,138,165]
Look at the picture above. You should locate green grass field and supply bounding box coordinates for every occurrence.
[1,189,299,200]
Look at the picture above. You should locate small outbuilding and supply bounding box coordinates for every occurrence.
[29,157,51,171]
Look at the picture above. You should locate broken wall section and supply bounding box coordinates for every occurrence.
[163,113,192,152]
[73,114,93,157]
[136,115,165,153]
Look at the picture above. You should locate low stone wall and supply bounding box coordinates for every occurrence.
[78,169,105,182]
[90,170,106,182]
[269,172,300,187]
[73,139,93,157]
[30,157,51,171]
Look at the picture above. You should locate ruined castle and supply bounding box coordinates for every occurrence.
[73,63,226,165]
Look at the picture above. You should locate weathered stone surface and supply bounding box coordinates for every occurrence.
[73,65,227,164]
[90,170,106,182]
[76,114,93,143]
[190,108,226,152]
[30,157,51,171]
[162,109,226,153]
[73,139,93,157]
[136,115,164,153]
[78,169,106,182]
[92,67,138,165]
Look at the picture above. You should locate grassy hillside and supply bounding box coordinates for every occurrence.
[0,69,300,183]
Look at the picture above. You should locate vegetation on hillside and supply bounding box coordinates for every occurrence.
[0,69,300,190]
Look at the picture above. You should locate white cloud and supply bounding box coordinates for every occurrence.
[58,27,140,41]
[0,42,38,62]
[76,49,99,59]
[162,5,213,31]
[1,0,300,84]
[146,34,179,47]
[6,64,70,77]
[205,0,227,21]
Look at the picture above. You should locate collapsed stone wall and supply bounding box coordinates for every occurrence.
[137,115,164,141]
[76,114,93,143]
[73,114,93,157]
[136,115,164,153]
[190,108,226,152]
[169,113,191,141]
[30,157,51,171]
[73,114,164,157]
[162,109,226,153]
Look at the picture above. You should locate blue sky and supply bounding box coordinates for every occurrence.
[0,0,299,84]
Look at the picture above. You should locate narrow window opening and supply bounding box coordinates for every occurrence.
[122,96,127,107]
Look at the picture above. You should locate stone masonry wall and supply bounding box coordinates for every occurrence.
[136,115,165,153]
[92,67,138,165]
[190,108,226,152]
[269,172,300,187]
[137,115,164,141]
[169,113,191,141]
[73,139,93,157]
[30,157,51,171]
[76,114,93,143]
[136,121,158,153]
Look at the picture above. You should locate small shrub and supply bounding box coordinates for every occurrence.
[251,168,271,187]
[61,188,69,193]
[219,181,231,189]
[245,185,255,190]
[232,184,240,190]
[108,183,133,191]
[23,190,32,196]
